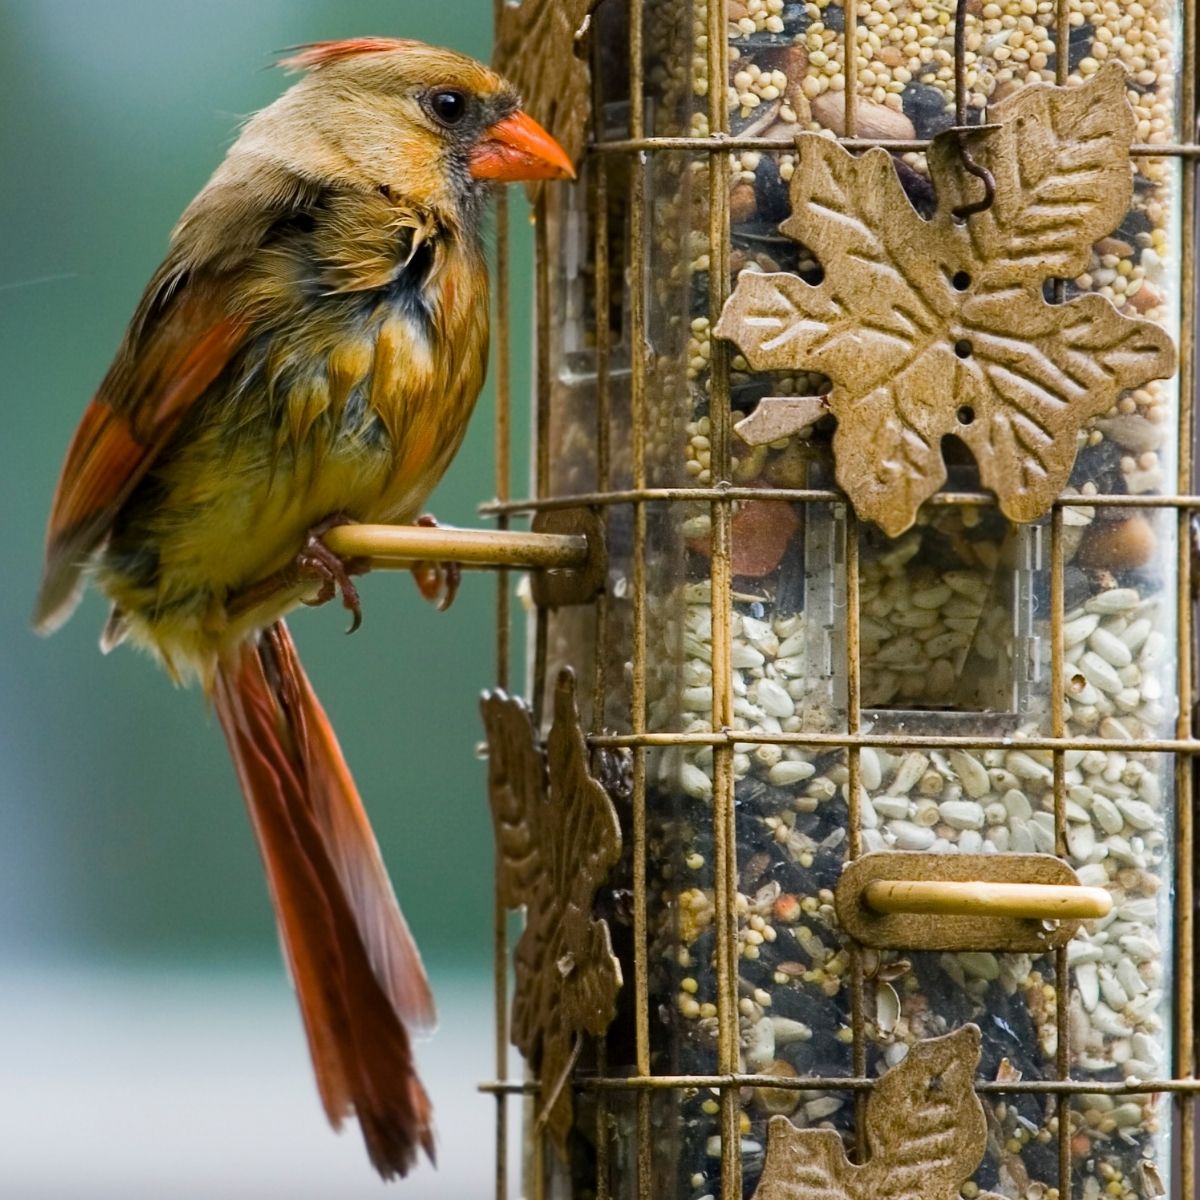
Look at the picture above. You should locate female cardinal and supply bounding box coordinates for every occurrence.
[33,39,572,1179]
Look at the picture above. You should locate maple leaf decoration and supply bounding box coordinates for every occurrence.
[751,1026,1005,1200]
[480,669,623,1154]
[716,64,1176,537]
[493,0,594,198]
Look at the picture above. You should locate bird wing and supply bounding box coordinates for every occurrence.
[34,166,324,634]
[33,266,247,633]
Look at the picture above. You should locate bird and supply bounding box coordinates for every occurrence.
[33,38,573,1180]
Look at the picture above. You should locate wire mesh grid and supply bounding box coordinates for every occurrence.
[487,0,1199,1195]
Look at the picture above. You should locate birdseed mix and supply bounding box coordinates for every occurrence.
[536,0,1186,1196]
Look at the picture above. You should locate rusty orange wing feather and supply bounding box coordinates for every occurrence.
[34,277,245,633]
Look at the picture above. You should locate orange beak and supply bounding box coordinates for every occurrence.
[469,110,575,182]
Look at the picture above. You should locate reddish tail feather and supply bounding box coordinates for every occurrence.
[213,620,435,1178]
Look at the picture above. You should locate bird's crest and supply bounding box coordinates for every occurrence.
[278,39,419,72]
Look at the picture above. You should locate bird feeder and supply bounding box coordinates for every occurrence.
[480,0,1198,1198]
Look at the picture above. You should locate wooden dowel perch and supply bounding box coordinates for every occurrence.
[323,523,590,572]
[863,879,1113,922]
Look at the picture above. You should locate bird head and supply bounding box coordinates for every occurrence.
[258,39,574,230]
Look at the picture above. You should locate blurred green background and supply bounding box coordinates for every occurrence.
[0,1,531,1194]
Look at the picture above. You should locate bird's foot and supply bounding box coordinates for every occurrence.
[410,514,461,612]
[227,515,370,633]
[297,519,371,634]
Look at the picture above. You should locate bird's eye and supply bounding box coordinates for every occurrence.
[428,90,467,126]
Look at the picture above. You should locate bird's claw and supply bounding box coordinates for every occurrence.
[410,514,461,612]
[296,529,366,634]
[227,515,368,633]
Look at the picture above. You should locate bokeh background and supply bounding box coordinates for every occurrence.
[0,2,531,1195]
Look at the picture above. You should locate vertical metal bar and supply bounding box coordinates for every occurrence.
[533,1122,545,1200]
[1049,529,1066,833]
[490,3,511,675]
[704,0,740,1195]
[1174,0,1197,1186]
[491,158,512,1200]
[534,195,552,503]
[530,179,554,1200]
[591,93,615,1200]
[494,189,512,694]
[841,0,862,1155]
[845,509,862,864]
[845,508,866,1159]
[591,168,611,502]
[953,0,969,126]
[1054,0,1068,87]
[1049,507,1071,1196]
[1050,2,1071,1180]
[595,1040,611,1200]
[592,159,612,732]
[531,195,551,730]
[843,0,858,139]
[626,1,653,1195]
[1177,572,1195,1200]
[1048,0,1067,308]
[1181,0,1195,135]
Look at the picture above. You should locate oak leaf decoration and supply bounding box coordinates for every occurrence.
[751,1026,1004,1200]
[716,64,1176,536]
[481,669,623,1154]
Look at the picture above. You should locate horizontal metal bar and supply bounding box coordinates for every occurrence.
[588,730,1200,753]
[478,1075,1200,1096]
[589,135,1200,158]
[322,523,589,571]
[479,1081,541,1096]
[481,488,1200,516]
[864,879,1113,921]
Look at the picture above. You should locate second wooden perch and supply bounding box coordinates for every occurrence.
[323,507,607,607]
[323,523,589,571]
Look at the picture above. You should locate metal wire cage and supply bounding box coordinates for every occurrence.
[484,0,1198,1197]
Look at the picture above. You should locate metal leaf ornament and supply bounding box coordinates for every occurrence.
[716,64,1176,537]
[751,1026,1004,1200]
[481,669,623,1153]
